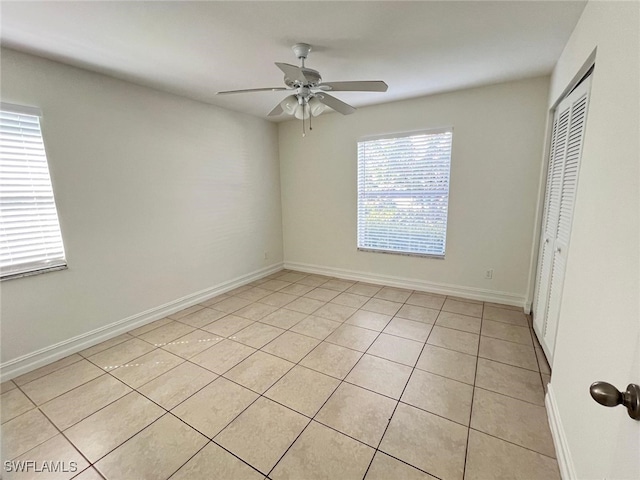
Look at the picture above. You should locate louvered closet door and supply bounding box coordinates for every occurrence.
[533,75,591,362]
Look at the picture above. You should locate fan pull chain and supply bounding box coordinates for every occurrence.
[309,103,313,131]
[302,107,305,137]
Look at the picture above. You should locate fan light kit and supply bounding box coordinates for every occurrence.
[217,43,388,136]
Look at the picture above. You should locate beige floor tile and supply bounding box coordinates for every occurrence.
[190,339,256,374]
[168,305,204,320]
[313,303,357,322]
[484,301,522,311]
[436,311,482,334]
[345,310,392,331]
[6,433,89,480]
[276,272,308,283]
[383,318,432,342]
[234,287,272,301]
[296,275,331,287]
[231,322,285,348]
[1,388,35,424]
[304,287,341,302]
[345,354,412,399]
[284,296,326,314]
[365,452,437,480]
[64,391,164,462]
[259,292,298,308]
[362,298,402,316]
[380,403,468,480]
[260,279,292,291]
[465,429,560,480]
[265,365,340,417]
[427,326,479,355]
[79,334,133,358]
[401,370,473,425]
[368,333,424,366]
[476,358,545,405]
[346,283,383,297]
[161,329,223,359]
[212,296,254,314]
[479,336,538,371]
[88,338,155,370]
[483,306,528,326]
[471,388,555,457]
[199,292,231,306]
[215,397,309,474]
[325,324,379,352]
[40,374,131,430]
[224,351,295,393]
[95,414,207,480]
[442,298,483,317]
[1,381,17,393]
[261,331,320,363]
[138,321,195,346]
[234,302,280,321]
[171,442,263,480]
[109,348,184,388]
[20,360,104,405]
[447,295,483,305]
[177,307,226,328]
[316,383,396,447]
[172,377,258,437]
[300,342,363,379]
[290,315,342,340]
[406,292,446,310]
[535,346,552,375]
[137,362,216,410]
[13,354,83,386]
[374,286,412,303]
[396,304,439,324]
[331,292,370,309]
[279,282,315,296]
[1,409,58,461]
[129,317,173,336]
[271,421,374,480]
[322,279,356,292]
[201,315,254,337]
[70,467,103,480]
[259,308,307,329]
[481,319,532,345]
[416,345,477,385]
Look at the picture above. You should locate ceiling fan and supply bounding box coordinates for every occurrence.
[217,43,388,133]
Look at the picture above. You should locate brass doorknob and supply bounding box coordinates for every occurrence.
[589,381,640,420]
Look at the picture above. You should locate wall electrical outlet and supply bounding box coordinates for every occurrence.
[263,251,269,260]
[484,269,493,280]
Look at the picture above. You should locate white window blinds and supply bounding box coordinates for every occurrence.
[0,103,67,279]
[357,129,452,257]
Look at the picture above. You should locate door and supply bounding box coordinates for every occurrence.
[533,75,591,363]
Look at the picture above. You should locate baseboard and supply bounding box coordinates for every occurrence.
[546,383,576,479]
[0,262,283,382]
[284,261,526,308]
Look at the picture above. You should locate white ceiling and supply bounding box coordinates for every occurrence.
[1,1,586,122]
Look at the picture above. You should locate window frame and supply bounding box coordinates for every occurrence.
[356,127,453,259]
[0,102,68,281]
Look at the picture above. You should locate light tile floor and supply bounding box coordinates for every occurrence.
[1,270,559,480]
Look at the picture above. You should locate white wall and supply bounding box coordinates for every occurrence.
[544,1,639,478]
[279,77,549,305]
[0,49,283,367]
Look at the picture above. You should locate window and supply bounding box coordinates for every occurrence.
[0,103,67,279]
[357,128,453,257]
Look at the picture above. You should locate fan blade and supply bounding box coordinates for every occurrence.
[316,93,356,115]
[268,95,297,117]
[317,81,388,92]
[217,87,288,95]
[275,62,309,84]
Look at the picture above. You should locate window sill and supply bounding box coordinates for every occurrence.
[1,265,68,282]
[358,247,445,259]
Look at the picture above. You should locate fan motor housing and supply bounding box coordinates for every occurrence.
[284,68,321,88]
